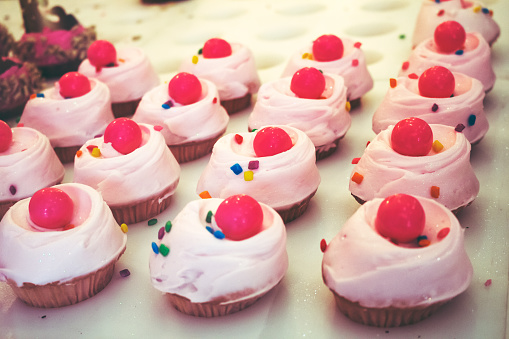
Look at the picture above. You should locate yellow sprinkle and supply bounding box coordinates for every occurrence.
[302,52,309,59]
[345,101,351,112]
[244,171,254,181]
[121,223,128,233]
[91,147,101,157]
[307,54,314,60]
[192,55,199,64]
[473,6,481,13]
[432,140,444,153]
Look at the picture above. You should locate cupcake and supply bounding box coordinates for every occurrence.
[149,194,288,317]
[197,125,320,223]
[0,121,65,219]
[73,118,181,225]
[0,183,127,308]
[411,0,500,47]
[179,38,261,114]
[322,194,473,327]
[133,72,229,163]
[281,34,373,109]
[248,67,351,160]
[14,2,96,78]
[0,57,42,119]
[401,21,495,92]
[0,23,15,57]
[20,71,115,163]
[350,118,479,212]
[78,40,160,118]
[372,66,488,144]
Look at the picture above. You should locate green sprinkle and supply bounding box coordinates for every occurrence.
[148,218,158,226]
[165,221,172,233]
[206,210,213,223]
[399,34,406,39]
[198,48,203,55]
[251,129,257,132]
[159,244,170,256]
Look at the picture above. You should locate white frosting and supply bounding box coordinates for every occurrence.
[179,43,261,101]
[412,0,500,47]
[78,46,160,103]
[196,126,321,210]
[0,127,65,202]
[372,72,488,144]
[248,73,351,151]
[132,79,229,145]
[349,124,479,211]
[401,33,495,92]
[73,123,180,206]
[149,198,288,303]
[322,196,473,309]
[0,183,127,286]
[20,78,115,148]
[281,37,373,102]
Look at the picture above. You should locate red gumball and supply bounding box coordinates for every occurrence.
[0,120,13,152]
[253,127,293,157]
[391,118,433,156]
[434,21,466,53]
[215,194,264,241]
[418,66,455,98]
[290,67,326,99]
[312,34,344,61]
[87,40,117,68]
[104,118,142,154]
[29,187,74,229]
[168,72,202,105]
[202,38,232,58]
[58,72,91,98]
[375,194,425,243]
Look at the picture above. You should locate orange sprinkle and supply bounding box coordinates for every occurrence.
[63,224,75,230]
[30,93,37,99]
[120,223,128,233]
[389,78,397,88]
[118,58,125,63]
[345,101,351,112]
[199,191,212,199]
[430,186,440,198]
[302,52,310,59]
[351,172,364,184]
[76,150,83,158]
[418,239,431,247]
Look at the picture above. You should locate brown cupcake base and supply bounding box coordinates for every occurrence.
[112,99,142,118]
[54,145,82,164]
[315,136,345,161]
[275,189,317,223]
[0,100,28,120]
[168,130,225,163]
[37,59,83,79]
[349,97,362,110]
[221,93,252,114]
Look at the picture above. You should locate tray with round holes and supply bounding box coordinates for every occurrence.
[1,0,508,337]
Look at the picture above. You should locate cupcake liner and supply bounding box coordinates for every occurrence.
[276,189,317,223]
[54,145,82,164]
[315,136,344,161]
[221,93,252,115]
[0,200,16,220]
[111,99,141,118]
[168,130,225,163]
[37,58,83,78]
[7,248,125,308]
[349,97,362,110]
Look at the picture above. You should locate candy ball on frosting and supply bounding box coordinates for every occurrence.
[202,38,232,58]
[58,72,91,98]
[87,40,117,69]
[0,120,12,152]
[312,34,344,61]
[418,66,455,98]
[104,118,142,155]
[375,194,425,243]
[215,194,263,241]
[253,127,293,157]
[290,67,326,99]
[434,21,466,54]
[168,72,202,105]
[29,188,74,230]
[391,118,433,156]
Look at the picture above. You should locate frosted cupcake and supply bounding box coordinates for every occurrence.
[281,34,373,109]
[78,40,160,117]
[133,72,229,163]
[20,72,114,163]
[322,194,473,327]
[179,38,260,114]
[0,183,127,308]
[150,194,288,317]
[197,126,320,223]
[248,67,351,160]
[73,118,180,225]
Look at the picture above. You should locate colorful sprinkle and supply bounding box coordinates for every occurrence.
[431,186,440,198]
[153,125,163,131]
[402,61,409,71]
[120,223,128,233]
[352,59,359,67]
[352,157,360,164]
[206,210,213,223]
[468,114,476,126]
[399,34,406,40]
[36,93,44,98]
[432,140,444,153]
[192,55,199,64]
[244,171,254,181]
[390,78,397,88]
[63,224,75,231]
[148,218,158,226]
[408,73,418,79]
[455,124,465,132]
[159,244,170,256]
[354,42,362,48]
[76,150,83,157]
[30,93,37,99]
[418,239,431,247]
[230,163,243,175]
[351,172,364,184]
[9,185,16,195]
[431,103,439,112]
[119,269,130,277]
[199,191,212,199]
[345,101,351,112]
[417,235,428,241]
[158,226,165,240]
[437,9,445,16]
[235,134,243,144]
[366,141,371,147]
[485,279,492,287]
[17,122,24,127]
[473,5,481,13]
[162,103,170,109]
[213,230,225,239]
[197,48,203,55]
[118,58,125,63]
[206,226,214,234]
[91,147,101,157]
[86,145,97,152]
[248,160,259,170]
[455,50,464,55]
[437,227,450,239]
[212,97,218,104]
[302,52,310,59]
[165,221,172,233]
[151,242,159,254]
[320,239,327,252]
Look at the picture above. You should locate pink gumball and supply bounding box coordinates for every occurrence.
[215,194,264,241]
[168,72,202,105]
[253,127,293,157]
[0,120,13,152]
[391,118,433,156]
[29,188,74,229]
[104,118,142,155]
[418,66,455,98]
[202,38,232,58]
[434,21,466,53]
[290,67,326,99]
[58,72,91,98]
[313,34,344,61]
[87,40,117,68]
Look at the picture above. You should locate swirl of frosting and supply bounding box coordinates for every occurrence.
[322,196,473,309]
[78,46,160,103]
[132,79,229,145]
[149,198,288,303]
[179,43,261,101]
[281,37,373,102]
[401,32,495,92]
[372,72,488,144]
[248,73,351,149]
[0,127,65,202]
[20,78,114,148]
[350,124,479,211]
[73,123,180,205]
[0,183,127,286]
[196,126,320,210]
[412,0,500,47]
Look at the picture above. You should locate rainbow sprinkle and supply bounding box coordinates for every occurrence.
[198,48,203,55]
[9,185,16,195]
[199,191,212,199]
[468,114,476,126]
[213,230,225,239]
[120,223,128,233]
[165,221,172,233]
[148,218,158,226]
[455,124,465,132]
[36,93,44,98]
[320,239,327,252]
[354,42,362,48]
[158,226,165,240]
[352,59,359,67]
[432,140,444,153]
[352,157,360,164]
[431,186,440,198]
[402,61,409,71]
[76,150,83,158]
[230,163,243,175]
[213,97,218,104]
[235,134,243,144]
[437,227,450,239]
[418,238,431,247]
[151,242,159,254]
[63,224,75,231]
[244,171,254,181]
[119,269,130,277]
[192,55,199,64]
[473,5,481,13]
[206,210,213,223]
[408,73,418,79]
[159,244,170,256]
[431,103,439,112]
[485,279,492,287]
[345,101,351,112]
[437,9,445,16]
[351,172,363,184]
[91,147,101,157]
[389,78,397,88]
[153,125,163,131]
[455,50,464,55]
[248,160,259,170]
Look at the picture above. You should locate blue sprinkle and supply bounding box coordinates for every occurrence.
[206,226,214,234]
[162,103,170,109]
[468,114,476,126]
[482,7,489,14]
[36,93,45,98]
[417,235,428,241]
[455,50,464,55]
[230,163,243,175]
[213,230,225,239]
[151,242,159,254]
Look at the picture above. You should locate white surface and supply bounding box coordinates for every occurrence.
[1,0,508,338]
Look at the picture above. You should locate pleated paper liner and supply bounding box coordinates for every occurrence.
[275,189,317,223]
[168,129,225,163]
[54,145,82,164]
[111,98,142,118]
[221,93,252,115]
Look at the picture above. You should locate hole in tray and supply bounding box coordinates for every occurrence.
[152,57,181,75]
[274,3,327,16]
[363,49,383,65]
[257,25,307,41]
[344,22,397,37]
[361,0,409,11]
[173,28,224,45]
[254,53,286,70]
[198,5,247,20]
